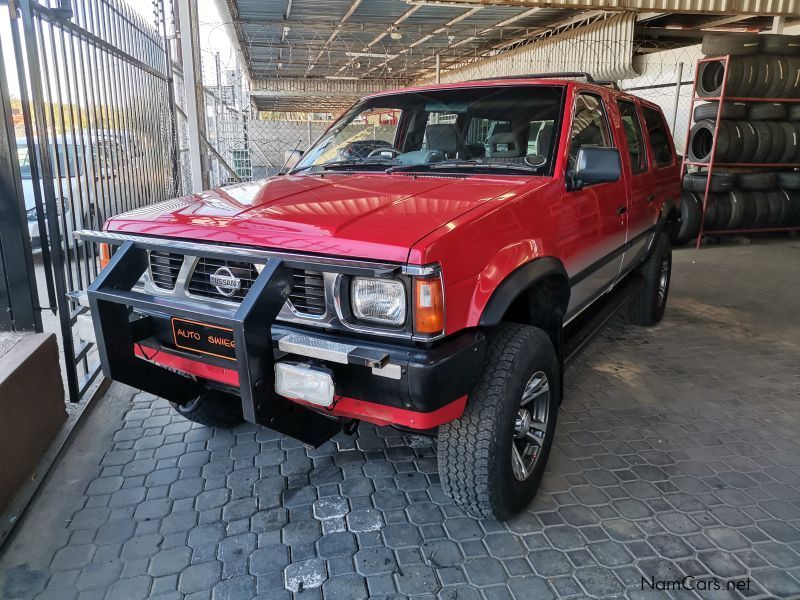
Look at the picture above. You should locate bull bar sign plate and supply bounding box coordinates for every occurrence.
[171,317,236,361]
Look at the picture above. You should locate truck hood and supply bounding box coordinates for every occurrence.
[105,173,541,262]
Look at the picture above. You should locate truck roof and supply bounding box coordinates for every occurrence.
[364,76,664,114]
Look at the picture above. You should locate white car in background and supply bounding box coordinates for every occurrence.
[17,134,122,252]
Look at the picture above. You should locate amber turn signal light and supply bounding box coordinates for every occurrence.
[414,276,444,335]
[99,243,111,269]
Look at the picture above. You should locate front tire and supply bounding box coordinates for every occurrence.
[437,324,560,520]
[171,390,244,428]
[629,233,672,326]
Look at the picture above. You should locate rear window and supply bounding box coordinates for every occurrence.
[641,106,674,167]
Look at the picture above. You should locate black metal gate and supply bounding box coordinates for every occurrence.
[0,35,40,333]
[5,0,180,401]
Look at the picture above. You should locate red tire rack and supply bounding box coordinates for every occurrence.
[681,54,800,249]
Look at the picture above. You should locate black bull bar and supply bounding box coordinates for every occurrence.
[80,231,397,446]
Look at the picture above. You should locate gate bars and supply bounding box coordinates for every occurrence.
[6,0,180,401]
[0,34,40,332]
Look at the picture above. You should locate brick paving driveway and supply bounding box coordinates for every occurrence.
[2,240,800,600]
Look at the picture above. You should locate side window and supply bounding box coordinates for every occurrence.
[641,106,674,167]
[616,100,648,174]
[568,93,612,162]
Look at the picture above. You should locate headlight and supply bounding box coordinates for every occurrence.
[351,277,406,326]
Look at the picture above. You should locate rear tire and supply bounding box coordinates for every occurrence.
[437,323,559,520]
[674,192,702,246]
[172,390,244,428]
[628,234,671,327]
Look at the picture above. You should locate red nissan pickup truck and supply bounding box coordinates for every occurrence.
[77,74,681,519]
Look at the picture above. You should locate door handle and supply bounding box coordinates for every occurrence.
[646,194,656,203]
[616,205,627,215]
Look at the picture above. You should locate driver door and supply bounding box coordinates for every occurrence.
[562,91,628,319]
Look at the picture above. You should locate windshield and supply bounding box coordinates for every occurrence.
[294,85,564,175]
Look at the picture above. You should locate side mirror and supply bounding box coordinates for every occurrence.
[571,147,621,190]
[282,149,303,173]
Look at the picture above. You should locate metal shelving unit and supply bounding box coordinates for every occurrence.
[681,54,800,248]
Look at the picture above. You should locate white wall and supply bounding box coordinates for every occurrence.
[417,13,638,85]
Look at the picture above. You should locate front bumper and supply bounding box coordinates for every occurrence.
[81,234,484,445]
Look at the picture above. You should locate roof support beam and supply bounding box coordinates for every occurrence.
[404,0,799,17]
[177,0,209,192]
[308,0,364,70]
[633,26,707,38]
[357,6,484,75]
[365,6,421,48]
[689,15,751,29]
[407,10,605,76]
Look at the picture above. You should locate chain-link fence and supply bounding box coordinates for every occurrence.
[619,43,703,156]
[169,46,336,191]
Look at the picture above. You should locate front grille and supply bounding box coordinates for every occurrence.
[187,257,259,302]
[149,251,183,290]
[288,270,326,316]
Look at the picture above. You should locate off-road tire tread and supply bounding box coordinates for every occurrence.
[437,324,555,520]
[629,234,671,327]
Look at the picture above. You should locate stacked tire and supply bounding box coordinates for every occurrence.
[676,33,800,246]
[676,171,800,245]
[697,34,800,99]
[687,33,800,164]
[687,106,800,164]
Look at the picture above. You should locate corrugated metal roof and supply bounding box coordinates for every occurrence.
[226,0,588,80]
[224,0,798,107]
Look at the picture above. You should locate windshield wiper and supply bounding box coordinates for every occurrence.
[387,159,541,174]
[320,159,396,170]
[290,158,396,174]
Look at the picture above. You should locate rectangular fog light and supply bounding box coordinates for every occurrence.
[275,362,335,407]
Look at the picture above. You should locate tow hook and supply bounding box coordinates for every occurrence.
[343,419,360,436]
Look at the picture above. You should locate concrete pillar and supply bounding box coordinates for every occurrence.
[177,0,209,192]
